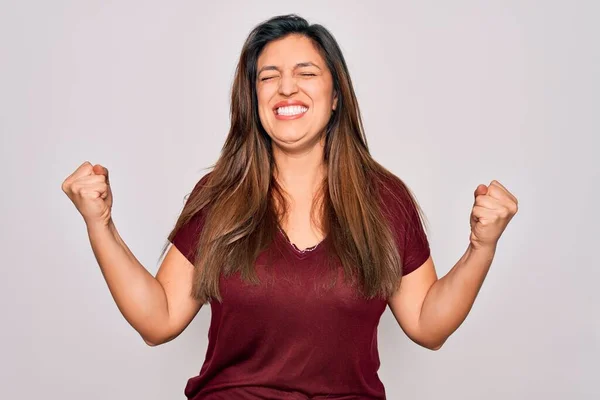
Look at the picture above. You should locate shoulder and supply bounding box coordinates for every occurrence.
[170,171,214,262]
[372,169,427,234]
[373,170,414,214]
[184,171,213,203]
[184,172,217,214]
[177,171,214,227]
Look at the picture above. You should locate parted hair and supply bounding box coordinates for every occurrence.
[161,14,426,304]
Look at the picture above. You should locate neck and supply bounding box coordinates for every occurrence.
[272,136,326,193]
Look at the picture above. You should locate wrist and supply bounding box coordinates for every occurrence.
[86,218,115,236]
[467,242,497,260]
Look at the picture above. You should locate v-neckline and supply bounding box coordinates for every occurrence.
[276,225,327,258]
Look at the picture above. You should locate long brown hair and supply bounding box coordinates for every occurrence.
[160,14,427,304]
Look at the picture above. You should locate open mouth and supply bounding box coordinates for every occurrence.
[273,104,309,120]
[275,105,308,116]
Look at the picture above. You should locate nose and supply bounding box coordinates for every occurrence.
[278,73,298,96]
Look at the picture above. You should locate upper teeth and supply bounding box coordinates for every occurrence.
[277,106,308,116]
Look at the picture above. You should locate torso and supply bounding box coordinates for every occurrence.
[173,171,431,400]
[184,232,388,400]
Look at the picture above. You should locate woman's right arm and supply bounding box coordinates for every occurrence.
[63,161,201,346]
[87,219,202,346]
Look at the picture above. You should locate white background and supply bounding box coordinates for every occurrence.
[1,0,598,398]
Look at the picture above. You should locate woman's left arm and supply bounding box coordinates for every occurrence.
[388,180,518,350]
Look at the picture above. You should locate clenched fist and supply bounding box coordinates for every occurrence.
[470,180,518,251]
[62,161,113,228]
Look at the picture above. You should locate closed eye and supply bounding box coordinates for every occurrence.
[260,73,315,81]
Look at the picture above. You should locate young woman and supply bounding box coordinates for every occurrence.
[62,14,518,400]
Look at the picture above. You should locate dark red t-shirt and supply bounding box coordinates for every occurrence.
[171,173,430,400]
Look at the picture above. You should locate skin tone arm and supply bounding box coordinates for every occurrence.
[63,161,201,347]
[388,180,519,350]
[87,219,202,346]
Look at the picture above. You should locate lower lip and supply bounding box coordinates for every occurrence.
[274,109,308,120]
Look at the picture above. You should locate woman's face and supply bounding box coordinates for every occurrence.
[256,34,338,152]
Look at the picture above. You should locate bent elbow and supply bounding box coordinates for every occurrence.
[426,338,446,351]
[142,332,168,347]
[142,330,178,347]
[144,338,160,347]
[412,334,445,351]
[429,343,443,351]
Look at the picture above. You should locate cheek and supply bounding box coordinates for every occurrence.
[256,87,273,125]
[256,88,267,109]
[302,81,333,110]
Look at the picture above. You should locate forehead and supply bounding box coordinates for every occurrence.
[257,34,326,67]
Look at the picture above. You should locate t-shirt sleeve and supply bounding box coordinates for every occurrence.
[170,174,210,265]
[379,175,431,276]
[400,193,431,276]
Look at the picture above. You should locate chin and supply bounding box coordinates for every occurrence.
[273,134,305,146]
[271,128,307,144]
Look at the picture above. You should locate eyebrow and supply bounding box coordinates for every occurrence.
[257,62,322,75]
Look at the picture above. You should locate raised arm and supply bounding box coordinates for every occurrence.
[388,180,518,350]
[62,161,202,347]
[87,220,202,346]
